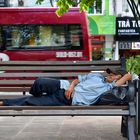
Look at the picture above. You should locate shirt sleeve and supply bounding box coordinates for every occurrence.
[109,80,117,88]
[78,74,88,82]
[60,80,70,90]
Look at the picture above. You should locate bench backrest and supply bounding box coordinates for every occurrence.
[0,59,125,92]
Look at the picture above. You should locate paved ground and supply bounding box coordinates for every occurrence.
[0,116,129,140]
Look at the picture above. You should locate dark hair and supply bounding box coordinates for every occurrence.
[106,68,127,76]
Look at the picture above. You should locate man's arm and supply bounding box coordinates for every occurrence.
[116,73,132,86]
[65,79,79,100]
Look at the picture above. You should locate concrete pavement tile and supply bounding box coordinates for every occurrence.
[22,124,61,134]
[13,132,59,140]
[59,116,126,140]
[0,116,33,124]
[0,126,22,137]
[0,137,12,140]
[13,133,77,140]
[31,116,66,125]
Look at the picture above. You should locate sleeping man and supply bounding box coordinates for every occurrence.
[0,68,132,106]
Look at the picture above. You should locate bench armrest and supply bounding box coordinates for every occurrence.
[127,81,136,102]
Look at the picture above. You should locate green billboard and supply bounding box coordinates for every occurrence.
[88,15,116,35]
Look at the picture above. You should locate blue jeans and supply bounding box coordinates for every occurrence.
[3,78,71,106]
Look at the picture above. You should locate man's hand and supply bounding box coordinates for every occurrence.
[116,73,132,86]
[64,79,79,100]
[65,88,73,100]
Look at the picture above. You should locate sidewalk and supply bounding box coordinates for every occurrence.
[0,116,128,140]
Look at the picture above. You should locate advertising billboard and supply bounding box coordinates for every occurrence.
[88,15,116,35]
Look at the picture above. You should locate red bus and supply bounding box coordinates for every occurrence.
[0,8,91,61]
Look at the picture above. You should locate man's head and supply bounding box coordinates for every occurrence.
[106,68,127,83]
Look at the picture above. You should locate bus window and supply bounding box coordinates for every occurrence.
[70,25,83,49]
[51,26,65,47]
[1,24,83,50]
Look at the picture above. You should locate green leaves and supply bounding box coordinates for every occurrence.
[56,0,96,16]
[126,55,140,76]
[35,0,97,16]
[56,0,97,16]
[35,0,44,4]
[56,0,70,16]
[79,0,94,12]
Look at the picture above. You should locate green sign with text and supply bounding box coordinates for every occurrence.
[88,15,116,35]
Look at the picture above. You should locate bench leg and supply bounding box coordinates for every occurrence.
[127,116,137,140]
[134,79,140,135]
[121,116,128,137]
[137,80,140,135]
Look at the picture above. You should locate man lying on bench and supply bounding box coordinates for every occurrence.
[0,68,132,106]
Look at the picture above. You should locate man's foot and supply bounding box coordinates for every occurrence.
[0,101,4,106]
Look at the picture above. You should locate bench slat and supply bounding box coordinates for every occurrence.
[0,60,121,66]
[0,87,30,92]
[0,66,121,71]
[0,105,129,116]
[0,72,88,77]
[0,110,129,116]
[0,80,34,85]
[0,105,128,110]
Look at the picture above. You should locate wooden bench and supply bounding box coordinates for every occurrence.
[0,59,138,140]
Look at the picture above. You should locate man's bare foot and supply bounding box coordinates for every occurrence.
[0,101,4,106]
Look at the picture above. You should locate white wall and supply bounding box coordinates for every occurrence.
[115,0,134,17]
[109,0,115,15]
[104,35,114,60]
[9,0,18,7]
[115,0,123,16]
[23,0,51,7]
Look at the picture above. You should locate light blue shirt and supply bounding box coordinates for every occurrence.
[60,73,116,106]
[60,80,70,90]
